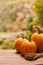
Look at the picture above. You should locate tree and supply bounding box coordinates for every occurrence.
[35,0,43,26]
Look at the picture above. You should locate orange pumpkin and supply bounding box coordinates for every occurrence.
[21,40,37,55]
[31,26,43,52]
[15,33,25,52]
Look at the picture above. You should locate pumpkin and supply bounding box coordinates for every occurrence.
[31,26,43,52]
[15,33,25,52]
[21,39,37,55]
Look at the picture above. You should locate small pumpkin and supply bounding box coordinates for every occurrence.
[21,38,37,55]
[15,33,25,52]
[31,26,43,52]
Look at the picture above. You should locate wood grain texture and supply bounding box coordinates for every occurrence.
[0,50,43,65]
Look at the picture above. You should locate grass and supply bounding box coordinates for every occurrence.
[1,40,15,49]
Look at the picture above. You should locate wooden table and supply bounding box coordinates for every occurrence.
[0,50,43,65]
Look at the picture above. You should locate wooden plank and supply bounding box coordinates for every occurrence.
[0,50,43,65]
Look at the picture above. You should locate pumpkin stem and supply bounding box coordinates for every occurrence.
[20,33,24,39]
[33,26,41,34]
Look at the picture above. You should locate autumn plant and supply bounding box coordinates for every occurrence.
[35,0,43,26]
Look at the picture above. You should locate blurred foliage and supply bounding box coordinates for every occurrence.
[25,31,33,40]
[1,40,15,49]
[0,25,7,32]
[34,0,43,26]
[4,0,30,6]
[27,15,38,31]
[28,17,33,22]
[0,7,17,23]
[0,1,38,32]
[0,41,3,45]
[27,21,38,31]
[9,13,17,23]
